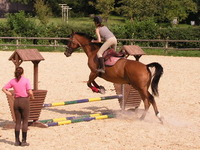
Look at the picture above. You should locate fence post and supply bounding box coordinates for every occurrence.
[164,37,169,54]
[16,39,19,49]
[54,40,57,50]
[130,39,135,45]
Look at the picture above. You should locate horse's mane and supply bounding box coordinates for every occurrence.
[75,32,102,47]
[75,32,94,40]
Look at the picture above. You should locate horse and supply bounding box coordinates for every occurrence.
[64,32,164,123]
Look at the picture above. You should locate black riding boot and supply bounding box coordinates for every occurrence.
[21,132,29,146]
[14,130,21,146]
[97,57,105,73]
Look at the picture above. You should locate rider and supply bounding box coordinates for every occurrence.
[92,16,117,73]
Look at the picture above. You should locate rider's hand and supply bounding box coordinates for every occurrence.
[91,40,101,43]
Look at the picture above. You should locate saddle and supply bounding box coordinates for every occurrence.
[102,48,125,66]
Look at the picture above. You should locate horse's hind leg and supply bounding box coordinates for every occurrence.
[148,93,163,123]
[136,87,150,120]
[140,89,163,123]
[140,96,150,120]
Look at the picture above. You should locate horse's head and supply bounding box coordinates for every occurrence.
[64,32,96,57]
[64,32,81,57]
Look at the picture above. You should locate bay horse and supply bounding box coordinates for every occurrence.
[64,32,164,123]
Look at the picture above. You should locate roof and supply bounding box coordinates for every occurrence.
[9,49,45,61]
[121,45,145,55]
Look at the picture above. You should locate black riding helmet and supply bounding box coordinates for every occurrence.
[93,16,102,24]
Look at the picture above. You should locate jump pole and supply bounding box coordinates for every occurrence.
[43,95,122,107]
[40,114,115,127]
[39,112,111,124]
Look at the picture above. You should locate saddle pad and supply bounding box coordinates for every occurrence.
[105,57,122,66]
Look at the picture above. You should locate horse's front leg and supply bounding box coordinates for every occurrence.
[87,72,105,94]
[87,72,99,92]
[92,80,106,94]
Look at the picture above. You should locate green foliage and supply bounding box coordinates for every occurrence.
[156,0,197,22]
[34,0,52,25]
[116,0,197,23]
[116,19,160,47]
[159,27,200,48]
[0,22,12,37]
[8,0,199,25]
[123,19,159,39]
[6,11,37,37]
[111,24,127,39]
[9,0,31,4]
[89,0,115,20]
[116,0,157,20]
[1,16,200,51]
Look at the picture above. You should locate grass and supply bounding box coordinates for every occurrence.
[143,49,200,57]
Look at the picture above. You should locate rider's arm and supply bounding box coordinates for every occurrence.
[92,28,101,43]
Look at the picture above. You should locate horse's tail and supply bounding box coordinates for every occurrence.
[146,62,163,96]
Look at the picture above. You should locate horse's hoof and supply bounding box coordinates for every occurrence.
[99,86,106,94]
[156,113,164,124]
[158,116,164,124]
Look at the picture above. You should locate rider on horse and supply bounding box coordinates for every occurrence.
[92,16,117,74]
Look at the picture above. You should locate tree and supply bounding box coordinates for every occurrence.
[190,0,200,25]
[116,0,158,21]
[9,0,95,16]
[156,0,197,22]
[34,0,52,25]
[89,0,115,21]
[116,0,197,23]
[9,0,33,4]
[9,0,199,25]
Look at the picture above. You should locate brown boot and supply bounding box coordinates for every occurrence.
[14,130,21,146]
[21,132,29,146]
[97,57,105,73]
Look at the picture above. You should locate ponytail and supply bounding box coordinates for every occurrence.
[15,67,24,81]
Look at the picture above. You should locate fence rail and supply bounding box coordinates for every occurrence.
[0,37,199,51]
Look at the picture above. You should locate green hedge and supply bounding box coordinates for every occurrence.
[158,27,200,48]
[0,12,199,49]
[109,20,200,48]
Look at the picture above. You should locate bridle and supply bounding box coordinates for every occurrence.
[66,34,92,56]
[68,35,91,48]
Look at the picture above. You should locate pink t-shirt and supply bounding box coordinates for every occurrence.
[3,76,32,98]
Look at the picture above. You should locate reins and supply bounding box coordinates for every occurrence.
[66,33,101,56]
